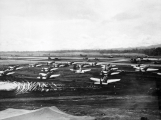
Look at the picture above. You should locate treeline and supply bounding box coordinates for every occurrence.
[1,47,161,56]
[52,47,161,56]
[99,47,161,56]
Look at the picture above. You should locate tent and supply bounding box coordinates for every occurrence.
[0,106,94,120]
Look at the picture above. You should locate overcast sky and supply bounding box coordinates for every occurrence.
[0,0,161,51]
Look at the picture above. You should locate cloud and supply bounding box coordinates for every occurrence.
[112,12,141,21]
[0,0,161,51]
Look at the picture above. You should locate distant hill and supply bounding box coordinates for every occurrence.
[111,44,161,50]
[140,44,161,49]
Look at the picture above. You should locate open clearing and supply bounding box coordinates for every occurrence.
[0,56,161,120]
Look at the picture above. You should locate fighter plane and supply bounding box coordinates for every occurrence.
[131,64,147,68]
[101,64,118,73]
[73,62,97,68]
[0,69,15,76]
[90,76,121,85]
[47,61,55,65]
[37,71,60,79]
[102,69,121,76]
[52,63,70,68]
[70,65,91,73]
[78,64,91,68]
[55,61,74,65]
[8,65,23,71]
[133,65,159,72]
[41,67,58,72]
[29,63,42,67]
[87,62,97,67]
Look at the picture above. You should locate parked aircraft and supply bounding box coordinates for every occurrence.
[37,71,60,79]
[58,64,67,67]
[130,57,142,63]
[29,63,42,67]
[41,67,58,72]
[8,65,23,71]
[53,63,71,68]
[131,64,146,68]
[73,62,97,68]
[102,69,121,76]
[90,76,121,85]
[101,64,118,71]
[133,65,159,72]
[47,61,55,65]
[79,62,96,68]
[70,65,91,73]
[0,70,15,76]
[55,61,74,65]
[81,64,90,68]
[88,62,97,66]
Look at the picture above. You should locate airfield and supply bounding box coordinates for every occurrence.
[0,56,161,120]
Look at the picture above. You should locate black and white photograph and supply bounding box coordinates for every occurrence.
[0,0,161,120]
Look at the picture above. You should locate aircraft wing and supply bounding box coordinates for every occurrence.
[102,71,107,73]
[70,69,76,71]
[134,66,141,69]
[111,65,116,67]
[39,73,47,76]
[6,72,15,75]
[50,68,58,71]
[82,69,91,72]
[135,69,142,72]
[50,74,60,78]
[90,77,100,82]
[101,66,105,69]
[43,68,48,69]
[111,68,118,70]
[36,64,42,67]
[37,76,46,79]
[103,71,120,75]
[9,66,14,69]
[146,68,158,71]
[94,82,108,85]
[83,65,90,67]
[157,73,161,75]
[132,65,146,68]
[16,67,23,70]
[131,64,137,67]
[110,72,120,75]
[107,79,121,84]
[59,65,65,67]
